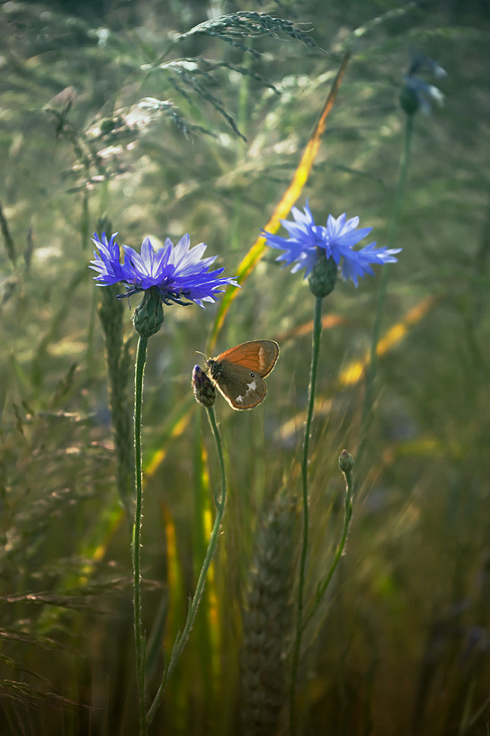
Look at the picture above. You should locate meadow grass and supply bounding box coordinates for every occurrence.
[0,1,489,735]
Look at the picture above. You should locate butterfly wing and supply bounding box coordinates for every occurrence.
[216,340,279,377]
[213,363,267,410]
[206,339,279,410]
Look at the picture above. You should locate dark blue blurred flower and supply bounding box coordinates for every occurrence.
[407,51,446,80]
[90,232,238,307]
[401,52,447,115]
[264,201,400,287]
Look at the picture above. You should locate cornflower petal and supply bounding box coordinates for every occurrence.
[340,242,402,287]
[408,51,447,80]
[90,233,128,285]
[90,232,239,307]
[263,203,401,286]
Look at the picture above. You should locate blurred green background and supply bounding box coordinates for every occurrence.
[1,0,489,734]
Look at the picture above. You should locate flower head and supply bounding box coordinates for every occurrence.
[401,52,447,115]
[90,232,239,307]
[264,201,400,288]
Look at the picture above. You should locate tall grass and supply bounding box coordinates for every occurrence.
[0,1,490,734]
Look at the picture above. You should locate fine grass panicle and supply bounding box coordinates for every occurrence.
[179,12,322,53]
[240,490,299,736]
[1,0,489,733]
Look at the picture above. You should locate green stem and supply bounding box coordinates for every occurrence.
[289,295,323,734]
[359,114,414,462]
[302,463,354,632]
[133,335,148,736]
[147,404,227,726]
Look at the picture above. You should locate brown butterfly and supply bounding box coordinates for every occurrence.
[205,339,280,410]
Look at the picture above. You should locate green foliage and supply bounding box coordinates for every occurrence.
[0,0,490,734]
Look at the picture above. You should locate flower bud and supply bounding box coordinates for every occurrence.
[338,449,355,474]
[308,248,338,298]
[133,287,164,337]
[192,365,216,408]
[399,85,420,116]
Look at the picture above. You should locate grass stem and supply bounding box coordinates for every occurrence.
[147,404,227,726]
[302,454,354,633]
[133,335,148,736]
[289,295,323,734]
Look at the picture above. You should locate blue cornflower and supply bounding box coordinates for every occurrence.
[90,232,128,285]
[90,232,238,307]
[264,201,400,287]
[401,52,446,115]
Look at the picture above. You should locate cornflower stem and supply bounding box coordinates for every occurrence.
[133,335,148,736]
[147,404,227,726]
[302,459,354,633]
[360,114,414,459]
[289,295,323,735]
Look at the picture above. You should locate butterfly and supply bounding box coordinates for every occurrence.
[204,339,280,410]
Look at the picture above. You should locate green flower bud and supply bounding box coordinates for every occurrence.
[133,287,164,337]
[308,248,338,299]
[338,449,355,474]
[399,85,420,116]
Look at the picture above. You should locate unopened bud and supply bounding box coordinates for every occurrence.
[192,365,216,408]
[338,449,355,474]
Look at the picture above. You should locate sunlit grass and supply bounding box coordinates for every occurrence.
[0,1,489,735]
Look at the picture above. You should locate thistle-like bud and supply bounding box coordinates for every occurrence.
[399,85,420,116]
[192,365,216,408]
[132,287,164,338]
[308,247,338,299]
[338,449,355,474]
